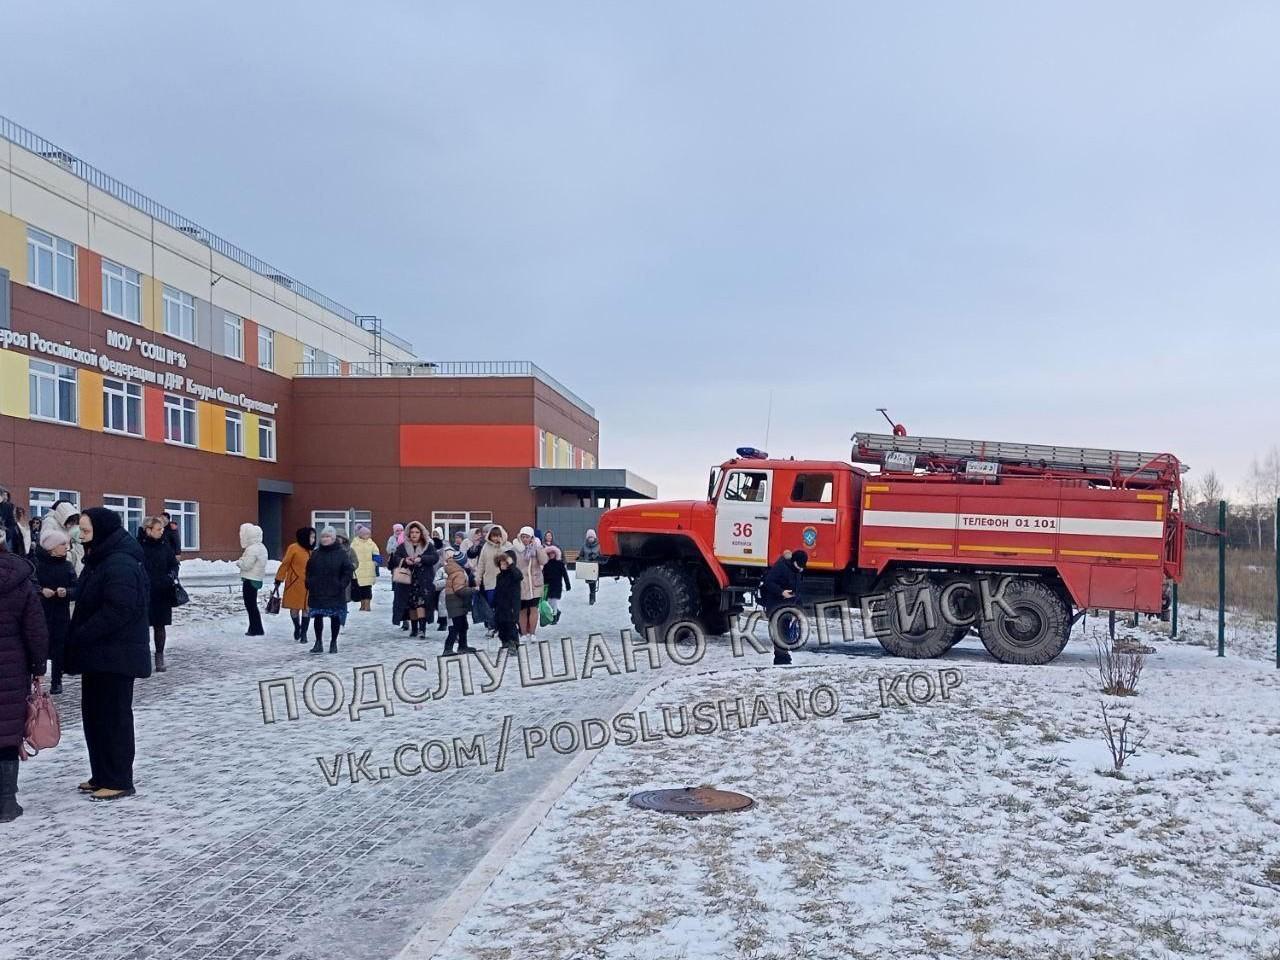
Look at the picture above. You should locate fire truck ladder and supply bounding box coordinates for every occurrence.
[851,432,1186,487]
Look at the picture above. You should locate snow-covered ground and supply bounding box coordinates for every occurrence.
[436,615,1280,960]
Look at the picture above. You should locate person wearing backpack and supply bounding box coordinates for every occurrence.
[0,525,49,821]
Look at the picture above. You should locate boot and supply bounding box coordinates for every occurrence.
[155,651,167,673]
[443,641,456,656]
[310,637,323,654]
[329,638,338,654]
[0,760,22,822]
[437,617,447,632]
[401,621,410,632]
[51,678,63,695]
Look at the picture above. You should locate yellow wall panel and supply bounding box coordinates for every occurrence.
[142,275,162,333]
[0,212,26,283]
[0,351,29,419]
[273,332,302,380]
[197,401,223,453]
[78,369,104,431]
[244,412,260,459]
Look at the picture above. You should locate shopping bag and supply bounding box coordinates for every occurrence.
[574,561,599,581]
[471,590,494,627]
[538,587,555,627]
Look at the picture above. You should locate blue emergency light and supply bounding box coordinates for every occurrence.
[735,447,769,459]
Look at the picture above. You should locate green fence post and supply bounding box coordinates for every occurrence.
[1171,582,1178,638]
[1218,499,1226,658]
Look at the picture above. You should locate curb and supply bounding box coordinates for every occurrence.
[393,670,676,960]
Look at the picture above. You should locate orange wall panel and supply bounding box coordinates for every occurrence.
[144,386,166,443]
[400,424,538,468]
[244,318,259,369]
[78,249,103,310]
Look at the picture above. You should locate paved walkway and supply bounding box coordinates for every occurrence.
[0,579,772,960]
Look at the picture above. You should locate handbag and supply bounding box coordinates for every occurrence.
[20,677,61,760]
[172,580,190,608]
[392,565,412,585]
[265,582,282,615]
[471,590,494,627]
[538,586,555,627]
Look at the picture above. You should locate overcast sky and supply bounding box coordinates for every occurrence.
[4,2,1276,500]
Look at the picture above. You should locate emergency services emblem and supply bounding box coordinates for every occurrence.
[802,526,818,548]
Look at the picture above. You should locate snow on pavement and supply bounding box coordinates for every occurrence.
[436,616,1280,960]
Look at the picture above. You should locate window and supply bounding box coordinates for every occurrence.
[554,437,574,468]
[310,509,371,540]
[225,409,244,455]
[29,360,78,424]
[163,500,199,551]
[302,345,316,372]
[29,489,79,519]
[257,416,276,460]
[327,355,341,375]
[721,471,769,503]
[164,394,198,446]
[223,313,243,360]
[101,259,141,323]
[790,473,834,504]
[538,430,547,467]
[102,377,143,436]
[431,511,494,546]
[103,495,144,537]
[163,285,196,342]
[26,227,76,300]
[257,327,274,370]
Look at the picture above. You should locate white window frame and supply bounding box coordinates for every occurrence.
[302,345,316,373]
[538,430,548,467]
[29,489,79,519]
[164,393,198,447]
[101,259,142,324]
[257,326,274,371]
[163,285,197,343]
[257,415,276,461]
[310,509,371,540]
[431,511,495,546]
[26,227,77,301]
[29,359,78,425]
[327,355,341,375]
[223,312,244,361]
[103,494,144,538]
[102,377,144,437]
[225,409,244,456]
[163,500,200,552]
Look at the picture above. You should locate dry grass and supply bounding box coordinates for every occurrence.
[1180,547,1277,621]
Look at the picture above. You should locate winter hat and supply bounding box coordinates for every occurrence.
[585,529,597,540]
[40,526,70,550]
[319,525,338,543]
[518,526,535,539]
[545,545,561,560]
[791,550,809,569]
[432,527,444,539]
[356,525,370,536]
[83,506,123,542]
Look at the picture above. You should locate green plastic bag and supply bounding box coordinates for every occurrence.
[539,586,555,627]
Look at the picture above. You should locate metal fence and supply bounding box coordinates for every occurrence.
[293,359,595,417]
[0,113,413,355]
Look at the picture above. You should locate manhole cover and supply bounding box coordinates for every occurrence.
[628,786,755,816]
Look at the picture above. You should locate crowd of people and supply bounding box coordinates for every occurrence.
[0,484,608,818]
[258,522,603,657]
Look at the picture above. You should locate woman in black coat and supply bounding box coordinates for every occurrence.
[65,507,151,801]
[389,521,437,637]
[0,527,49,822]
[139,516,180,674]
[305,526,355,654]
[32,526,76,695]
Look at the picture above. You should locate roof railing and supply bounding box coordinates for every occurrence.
[294,360,595,417]
[0,113,414,356]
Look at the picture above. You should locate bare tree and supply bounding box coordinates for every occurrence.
[1197,469,1223,506]
[1094,636,1147,695]
[1100,702,1148,773]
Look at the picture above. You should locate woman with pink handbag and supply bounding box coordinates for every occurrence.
[0,524,49,822]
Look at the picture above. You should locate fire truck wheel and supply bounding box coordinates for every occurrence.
[629,564,699,638]
[976,578,1070,665]
[699,606,732,636]
[938,576,979,649]
[877,575,953,659]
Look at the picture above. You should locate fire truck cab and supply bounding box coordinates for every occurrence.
[596,432,1186,665]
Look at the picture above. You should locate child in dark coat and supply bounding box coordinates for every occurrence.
[492,550,523,653]
[541,546,572,625]
[32,527,77,694]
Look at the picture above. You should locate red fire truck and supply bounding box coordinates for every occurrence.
[595,429,1186,664]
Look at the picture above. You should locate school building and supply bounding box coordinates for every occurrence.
[0,116,654,558]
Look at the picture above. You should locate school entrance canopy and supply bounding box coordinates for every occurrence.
[530,468,658,555]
